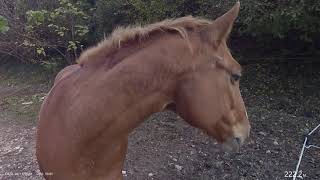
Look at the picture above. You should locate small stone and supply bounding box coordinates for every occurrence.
[148,173,154,177]
[258,131,267,136]
[122,171,127,176]
[175,165,183,171]
[22,101,33,105]
[258,160,263,165]
[273,140,279,145]
[266,150,271,154]
[191,144,195,148]
[172,158,177,162]
[16,147,24,154]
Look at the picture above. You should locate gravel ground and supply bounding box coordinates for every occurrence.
[0,63,319,180]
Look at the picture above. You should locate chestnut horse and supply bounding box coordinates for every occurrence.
[36,2,250,180]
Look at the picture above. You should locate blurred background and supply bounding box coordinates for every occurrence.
[0,0,319,66]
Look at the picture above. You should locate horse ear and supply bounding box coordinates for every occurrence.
[202,2,240,46]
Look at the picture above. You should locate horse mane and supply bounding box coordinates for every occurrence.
[77,16,212,65]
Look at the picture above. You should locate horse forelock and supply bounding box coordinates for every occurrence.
[77,16,212,65]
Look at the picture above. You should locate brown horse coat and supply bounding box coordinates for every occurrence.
[36,2,250,180]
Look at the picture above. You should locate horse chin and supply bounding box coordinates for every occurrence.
[221,138,241,153]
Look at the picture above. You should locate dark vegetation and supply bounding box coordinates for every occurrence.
[0,1,320,179]
[0,0,320,69]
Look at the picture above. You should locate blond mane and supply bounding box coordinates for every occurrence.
[77,16,212,65]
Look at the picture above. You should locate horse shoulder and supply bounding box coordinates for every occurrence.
[54,64,80,85]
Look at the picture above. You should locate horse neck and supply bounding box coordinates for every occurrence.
[92,35,192,135]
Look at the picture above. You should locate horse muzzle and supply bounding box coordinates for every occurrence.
[223,121,250,152]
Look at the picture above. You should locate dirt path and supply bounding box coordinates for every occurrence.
[0,63,319,180]
[0,81,43,180]
[0,118,41,180]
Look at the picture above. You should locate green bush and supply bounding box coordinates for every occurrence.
[95,0,320,41]
[239,0,320,41]
[24,0,92,64]
[0,0,319,66]
[0,15,9,33]
[95,0,320,55]
[94,0,231,35]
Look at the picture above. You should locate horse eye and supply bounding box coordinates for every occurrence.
[231,74,241,82]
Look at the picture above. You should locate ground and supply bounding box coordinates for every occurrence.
[0,62,319,180]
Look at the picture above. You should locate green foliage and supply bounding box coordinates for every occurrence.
[129,0,184,23]
[239,0,320,42]
[0,15,9,33]
[1,0,319,65]
[97,0,319,47]
[95,0,203,34]
[24,0,91,63]
[26,10,47,26]
[95,0,135,34]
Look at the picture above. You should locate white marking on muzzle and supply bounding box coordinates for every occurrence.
[232,122,249,145]
[245,108,248,119]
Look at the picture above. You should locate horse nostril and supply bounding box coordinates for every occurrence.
[235,137,241,145]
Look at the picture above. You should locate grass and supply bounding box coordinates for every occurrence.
[0,60,60,86]
[0,59,62,123]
